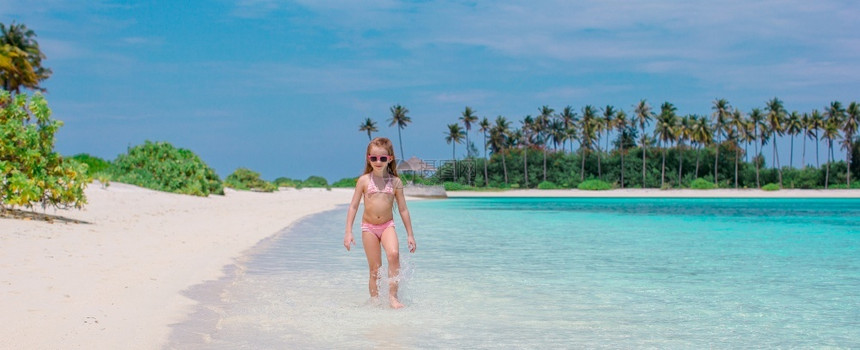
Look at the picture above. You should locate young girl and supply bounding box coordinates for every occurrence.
[344,137,416,309]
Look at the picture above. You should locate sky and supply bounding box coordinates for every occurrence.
[3,0,859,182]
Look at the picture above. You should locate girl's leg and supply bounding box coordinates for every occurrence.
[379,227,403,308]
[361,230,382,298]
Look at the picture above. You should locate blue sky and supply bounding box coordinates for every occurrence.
[4,0,859,181]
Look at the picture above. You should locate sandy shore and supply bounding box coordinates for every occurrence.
[0,183,353,349]
[447,188,860,198]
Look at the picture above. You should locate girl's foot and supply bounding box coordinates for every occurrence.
[389,296,405,309]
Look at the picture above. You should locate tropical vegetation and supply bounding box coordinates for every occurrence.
[368,99,859,190]
[225,168,276,192]
[1,90,88,210]
[108,141,223,196]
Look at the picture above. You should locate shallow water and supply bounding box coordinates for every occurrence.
[168,198,860,349]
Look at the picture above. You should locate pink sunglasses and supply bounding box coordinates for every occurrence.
[367,155,393,162]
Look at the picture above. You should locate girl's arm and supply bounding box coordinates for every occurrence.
[344,175,365,251]
[393,178,416,253]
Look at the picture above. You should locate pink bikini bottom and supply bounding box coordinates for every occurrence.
[361,220,395,239]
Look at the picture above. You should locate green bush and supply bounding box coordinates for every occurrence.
[1,91,89,209]
[273,177,300,188]
[537,181,560,189]
[69,153,111,175]
[225,168,276,192]
[300,175,329,188]
[109,140,223,196]
[578,179,612,191]
[332,177,357,188]
[690,178,715,190]
[762,183,780,191]
[443,181,468,191]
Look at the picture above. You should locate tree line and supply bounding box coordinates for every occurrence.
[361,99,859,189]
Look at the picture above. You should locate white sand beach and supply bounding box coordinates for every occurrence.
[3,184,859,349]
[0,183,353,349]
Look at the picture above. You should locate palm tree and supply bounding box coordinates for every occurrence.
[388,104,411,161]
[445,123,465,180]
[654,102,678,187]
[749,108,766,188]
[490,116,511,185]
[598,105,616,180]
[460,106,478,158]
[676,115,693,186]
[358,118,378,141]
[822,115,841,188]
[0,22,51,93]
[520,115,535,188]
[579,105,599,181]
[0,44,38,93]
[559,106,578,153]
[729,109,747,188]
[538,105,554,182]
[824,101,846,188]
[785,111,802,169]
[711,99,731,186]
[548,119,566,151]
[690,115,713,179]
[845,102,859,186]
[634,100,654,187]
[810,109,824,167]
[479,117,491,187]
[765,97,786,187]
[801,112,812,167]
[614,110,629,187]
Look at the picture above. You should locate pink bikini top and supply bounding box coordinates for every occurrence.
[366,174,395,196]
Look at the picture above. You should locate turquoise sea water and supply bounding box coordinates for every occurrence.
[168,198,860,349]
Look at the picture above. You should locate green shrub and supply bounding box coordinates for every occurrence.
[300,175,329,188]
[1,91,89,209]
[332,177,357,188]
[109,140,223,196]
[69,153,111,175]
[762,183,780,191]
[578,179,612,191]
[273,177,300,188]
[443,181,467,191]
[225,168,276,192]
[537,181,559,189]
[690,178,715,190]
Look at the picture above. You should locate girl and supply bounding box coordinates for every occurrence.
[344,137,416,309]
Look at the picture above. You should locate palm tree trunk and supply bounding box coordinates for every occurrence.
[453,144,457,180]
[678,146,684,187]
[581,149,587,181]
[815,131,820,167]
[825,141,831,189]
[620,151,625,189]
[483,135,489,187]
[774,142,783,187]
[397,127,405,161]
[642,143,647,188]
[502,150,508,185]
[524,148,529,188]
[695,145,701,179]
[714,135,721,185]
[734,146,739,189]
[597,147,602,180]
[790,135,795,169]
[542,147,547,183]
[802,136,807,168]
[661,144,666,188]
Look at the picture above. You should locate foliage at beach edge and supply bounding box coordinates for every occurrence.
[0,90,88,210]
[108,141,223,196]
